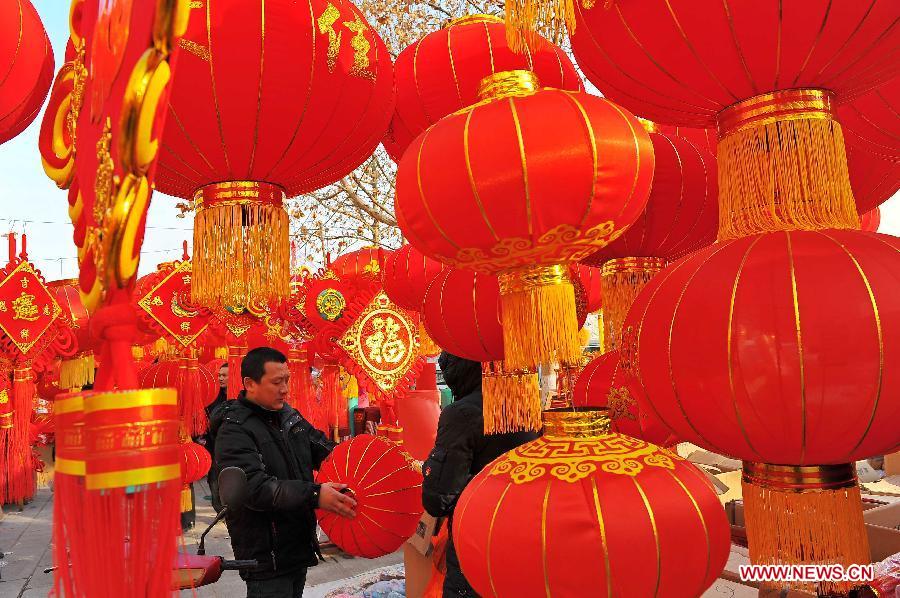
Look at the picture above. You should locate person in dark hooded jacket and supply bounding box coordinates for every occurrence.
[423,352,539,597]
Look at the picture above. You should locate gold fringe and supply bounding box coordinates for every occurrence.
[600,258,665,353]
[717,91,860,241]
[132,346,145,360]
[417,322,442,358]
[191,185,290,308]
[481,362,542,434]
[499,265,582,370]
[504,0,576,53]
[742,465,870,596]
[180,486,192,513]
[214,346,227,360]
[59,353,95,390]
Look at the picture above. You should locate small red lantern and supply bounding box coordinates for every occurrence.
[156,0,395,307]
[396,70,654,370]
[385,14,581,161]
[181,441,212,485]
[50,279,96,389]
[454,410,730,598]
[382,244,445,312]
[328,247,386,287]
[0,0,54,144]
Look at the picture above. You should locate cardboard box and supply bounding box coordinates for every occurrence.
[404,543,434,598]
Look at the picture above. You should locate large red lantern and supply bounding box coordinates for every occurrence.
[382,244,445,312]
[453,410,730,598]
[839,77,900,214]
[157,0,395,308]
[584,127,718,351]
[396,70,654,370]
[385,14,581,161]
[622,229,900,592]
[0,0,53,144]
[569,0,900,239]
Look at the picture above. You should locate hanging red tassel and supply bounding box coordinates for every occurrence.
[227,344,246,399]
[3,365,36,505]
[178,349,209,436]
[288,346,313,413]
[321,362,342,442]
[53,391,89,597]
[80,388,181,597]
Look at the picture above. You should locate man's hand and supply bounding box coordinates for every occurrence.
[318,482,357,519]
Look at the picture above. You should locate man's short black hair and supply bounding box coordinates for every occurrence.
[241,347,287,383]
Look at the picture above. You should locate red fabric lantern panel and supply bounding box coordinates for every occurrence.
[156,0,395,199]
[422,268,503,363]
[329,248,386,287]
[382,244,445,312]
[572,351,641,437]
[584,130,718,265]
[570,263,602,315]
[656,124,717,156]
[571,0,900,127]
[385,14,581,161]
[396,85,654,273]
[860,208,881,233]
[839,77,900,214]
[623,229,900,464]
[316,435,423,558]
[453,411,730,598]
[0,0,54,144]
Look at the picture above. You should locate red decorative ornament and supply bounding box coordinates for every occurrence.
[50,279,97,390]
[135,259,212,350]
[0,0,54,144]
[382,244,445,312]
[385,14,581,161]
[839,77,900,214]
[156,0,395,307]
[572,351,640,436]
[570,263,602,317]
[181,441,212,485]
[396,70,653,370]
[316,434,423,558]
[454,410,730,598]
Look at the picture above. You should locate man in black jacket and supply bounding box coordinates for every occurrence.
[214,347,357,598]
[204,362,229,512]
[423,353,539,597]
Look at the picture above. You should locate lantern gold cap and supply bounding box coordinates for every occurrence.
[446,14,503,28]
[542,408,611,439]
[478,70,540,101]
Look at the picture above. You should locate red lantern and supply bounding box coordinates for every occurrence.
[385,14,581,161]
[50,279,96,389]
[156,0,395,307]
[316,435,423,558]
[0,0,54,144]
[572,351,640,436]
[569,1,899,239]
[839,77,900,214]
[622,229,900,589]
[382,244,445,312]
[329,247,386,286]
[396,71,654,370]
[454,410,730,598]
[181,441,212,485]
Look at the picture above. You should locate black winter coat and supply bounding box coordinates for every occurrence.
[213,394,337,580]
[422,389,538,595]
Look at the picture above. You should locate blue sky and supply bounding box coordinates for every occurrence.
[0,2,897,281]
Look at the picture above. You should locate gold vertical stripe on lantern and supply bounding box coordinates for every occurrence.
[498,264,582,370]
[600,257,665,353]
[716,89,860,242]
[481,361,542,434]
[741,462,870,596]
[192,181,290,307]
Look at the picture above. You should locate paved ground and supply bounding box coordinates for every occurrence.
[0,480,403,598]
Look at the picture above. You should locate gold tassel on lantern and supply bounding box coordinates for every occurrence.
[716,89,860,242]
[192,181,290,308]
[481,361,542,434]
[504,0,576,53]
[499,264,582,371]
[180,486,193,513]
[59,352,95,390]
[600,257,665,353]
[741,462,870,596]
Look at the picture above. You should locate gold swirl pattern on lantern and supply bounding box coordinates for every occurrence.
[489,434,675,484]
[444,221,619,274]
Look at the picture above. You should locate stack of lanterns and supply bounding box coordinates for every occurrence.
[559,1,900,593]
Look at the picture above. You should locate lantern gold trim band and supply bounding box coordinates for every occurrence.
[715,88,859,241]
[477,70,540,102]
[447,14,504,27]
[741,462,857,492]
[542,408,611,439]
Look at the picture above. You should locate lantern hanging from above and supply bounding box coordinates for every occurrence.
[454,409,730,598]
[157,0,395,308]
[0,0,54,145]
[329,247,386,287]
[621,228,900,594]
[381,244,445,313]
[570,1,900,240]
[386,13,581,161]
[49,279,96,390]
[396,70,654,370]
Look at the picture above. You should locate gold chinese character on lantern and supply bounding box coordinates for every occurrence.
[21,329,29,340]
[20,277,28,289]
[150,295,163,306]
[343,15,374,80]
[43,305,50,316]
[317,4,341,73]
[12,292,40,322]
[182,275,191,284]
[0,301,7,312]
